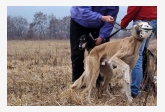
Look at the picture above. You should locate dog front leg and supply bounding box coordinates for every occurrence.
[108,57,133,104]
[122,65,133,104]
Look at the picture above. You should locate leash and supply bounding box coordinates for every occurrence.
[107,22,122,39]
[107,22,132,40]
[107,28,121,39]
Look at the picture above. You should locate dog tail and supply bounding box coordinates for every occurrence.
[71,71,87,89]
[71,58,90,89]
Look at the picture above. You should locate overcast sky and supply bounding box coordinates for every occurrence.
[7,6,71,22]
[7,6,129,24]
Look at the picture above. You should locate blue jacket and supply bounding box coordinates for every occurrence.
[70,6,119,39]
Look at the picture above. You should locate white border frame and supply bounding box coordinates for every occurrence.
[1,0,163,112]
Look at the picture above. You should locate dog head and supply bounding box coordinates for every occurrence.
[79,34,96,50]
[79,34,89,50]
[132,22,153,40]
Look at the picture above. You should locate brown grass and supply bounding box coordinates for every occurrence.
[7,39,157,106]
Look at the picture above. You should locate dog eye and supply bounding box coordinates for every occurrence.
[146,25,149,27]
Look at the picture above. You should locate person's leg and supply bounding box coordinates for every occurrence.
[70,18,89,82]
[131,39,147,96]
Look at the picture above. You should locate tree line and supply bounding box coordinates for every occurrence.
[7,11,131,40]
[7,11,70,40]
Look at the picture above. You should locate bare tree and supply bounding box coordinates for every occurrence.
[7,16,28,39]
[31,12,48,39]
[47,14,58,39]
[61,16,70,39]
[7,16,16,39]
[26,23,36,39]
[14,16,28,39]
[47,15,70,39]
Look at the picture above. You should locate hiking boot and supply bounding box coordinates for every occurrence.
[131,93,137,98]
[131,90,142,98]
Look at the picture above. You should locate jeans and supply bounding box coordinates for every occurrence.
[131,20,157,95]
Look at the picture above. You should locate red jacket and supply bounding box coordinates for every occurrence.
[121,6,157,28]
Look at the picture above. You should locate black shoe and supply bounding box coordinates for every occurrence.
[131,93,137,98]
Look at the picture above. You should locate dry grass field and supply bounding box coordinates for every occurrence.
[7,39,157,106]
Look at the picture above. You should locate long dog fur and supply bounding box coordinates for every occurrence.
[71,22,153,104]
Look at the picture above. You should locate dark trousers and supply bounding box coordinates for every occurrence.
[70,18,101,82]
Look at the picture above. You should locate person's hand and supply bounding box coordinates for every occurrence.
[101,16,114,24]
[120,22,127,29]
[121,26,125,29]
[95,37,103,45]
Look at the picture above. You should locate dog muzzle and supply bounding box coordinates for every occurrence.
[79,41,87,50]
[135,22,153,39]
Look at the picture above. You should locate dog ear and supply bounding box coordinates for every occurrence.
[86,35,96,50]
[136,20,142,25]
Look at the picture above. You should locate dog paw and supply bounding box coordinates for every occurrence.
[120,88,125,94]
[128,96,133,104]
